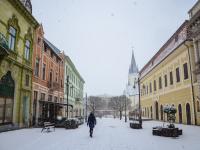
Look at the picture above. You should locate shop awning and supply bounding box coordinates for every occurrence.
[39,100,73,108]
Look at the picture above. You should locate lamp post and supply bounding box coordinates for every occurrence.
[138,78,142,125]
[125,95,127,122]
[85,93,88,122]
[66,75,69,119]
[66,75,74,119]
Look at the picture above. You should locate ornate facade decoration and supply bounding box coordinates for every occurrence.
[20,0,32,14]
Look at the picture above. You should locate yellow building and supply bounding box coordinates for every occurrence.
[140,21,200,125]
[0,0,38,131]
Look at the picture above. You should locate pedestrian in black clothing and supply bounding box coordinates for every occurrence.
[87,112,96,137]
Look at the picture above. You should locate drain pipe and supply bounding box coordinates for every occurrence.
[184,41,197,125]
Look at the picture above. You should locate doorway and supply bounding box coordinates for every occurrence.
[178,104,182,123]
[0,71,14,125]
[186,103,191,125]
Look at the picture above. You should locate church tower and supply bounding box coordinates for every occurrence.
[126,51,139,111]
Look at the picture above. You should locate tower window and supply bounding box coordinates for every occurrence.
[183,63,189,80]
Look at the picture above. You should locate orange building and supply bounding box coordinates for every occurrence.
[32,25,64,125]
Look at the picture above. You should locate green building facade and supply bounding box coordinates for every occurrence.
[64,55,85,118]
[0,0,38,131]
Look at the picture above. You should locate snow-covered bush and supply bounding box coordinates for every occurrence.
[163,105,177,126]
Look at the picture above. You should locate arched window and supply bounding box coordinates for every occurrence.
[24,40,31,60]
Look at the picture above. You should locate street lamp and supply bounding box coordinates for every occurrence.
[125,95,127,122]
[85,93,88,122]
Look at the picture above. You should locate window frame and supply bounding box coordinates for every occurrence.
[8,26,16,51]
[176,67,180,83]
[183,63,189,80]
[24,40,31,60]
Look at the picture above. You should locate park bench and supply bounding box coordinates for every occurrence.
[41,122,55,132]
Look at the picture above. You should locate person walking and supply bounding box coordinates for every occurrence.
[87,112,96,137]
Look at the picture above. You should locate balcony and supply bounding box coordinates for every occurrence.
[75,97,82,104]
[47,81,60,92]
[0,33,9,59]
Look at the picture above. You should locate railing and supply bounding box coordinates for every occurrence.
[47,81,60,92]
[0,33,9,50]
[0,33,9,58]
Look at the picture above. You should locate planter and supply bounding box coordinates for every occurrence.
[130,122,142,129]
[152,127,182,137]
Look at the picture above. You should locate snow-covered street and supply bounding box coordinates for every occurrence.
[0,118,200,150]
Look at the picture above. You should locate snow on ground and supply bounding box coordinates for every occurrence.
[0,118,200,150]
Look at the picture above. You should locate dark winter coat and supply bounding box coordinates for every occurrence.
[87,113,96,129]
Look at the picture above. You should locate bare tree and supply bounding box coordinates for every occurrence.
[88,96,106,113]
[108,95,131,120]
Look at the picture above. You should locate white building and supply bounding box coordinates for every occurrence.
[125,51,139,111]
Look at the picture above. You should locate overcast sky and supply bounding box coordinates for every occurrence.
[32,0,197,96]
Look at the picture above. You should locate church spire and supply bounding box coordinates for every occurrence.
[129,50,138,74]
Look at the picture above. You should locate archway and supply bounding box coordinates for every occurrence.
[155,101,159,120]
[186,103,191,125]
[0,71,15,124]
[160,105,163,120]
[178,104,182,123]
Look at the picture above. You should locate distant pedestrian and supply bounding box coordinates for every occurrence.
[87,112,96,137]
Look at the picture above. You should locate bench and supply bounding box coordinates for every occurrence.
[41,122,55,132]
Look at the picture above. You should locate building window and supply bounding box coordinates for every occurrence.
[44,45,47,52]
[154,80,157,91]
[170,71,173,85]
[34,91,38,101]
[37,37,41,46]
[48,95,52,101]
[56,73,58,82]
[183,63,189,80]
[176,67,180,82]
[25,74,29,86]
[24,40,31,60]
[159,77,162,89]
[149,82,152,93]
[41,93,45,101]
[42,64,46,80]
[34,58,39,77]
[54,97,58,102]
[49,71,53,87]
[61,80,63,88]
[51,51,53,58]
[164,75,167,87]
[146,85,148,94]
[8,26,16,51]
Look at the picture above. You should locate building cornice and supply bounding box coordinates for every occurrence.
[139,21,189,79]
[139,40,192,81]
[8,0,39,28]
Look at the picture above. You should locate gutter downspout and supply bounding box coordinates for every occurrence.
[184,42,197,125]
